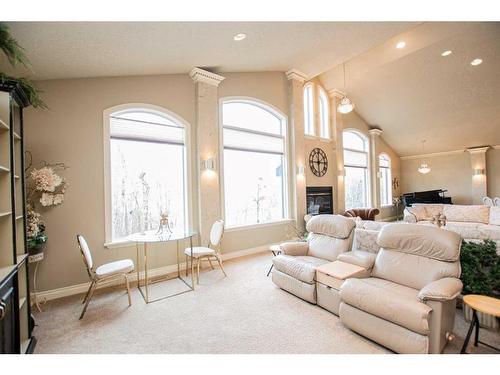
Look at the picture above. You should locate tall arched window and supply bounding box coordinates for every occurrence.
[343,130,370,209]
[221,99,288,227]
[379,153,392,206]
[319,87,330,139]
[303,84,315,135]
[104,106,189,244]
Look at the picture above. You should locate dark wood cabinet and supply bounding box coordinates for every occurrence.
[0,80,36,354]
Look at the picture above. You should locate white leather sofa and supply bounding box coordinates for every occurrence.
[339,223,463,354]
[271,214,355,303]
[403,204,500,251]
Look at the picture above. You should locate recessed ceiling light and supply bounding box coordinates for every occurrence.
[233,33,247,41]
[470,58,483,66]
[441,50,452,57]
[396,41,406,49]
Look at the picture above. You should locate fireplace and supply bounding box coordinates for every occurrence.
[306,186,333,215]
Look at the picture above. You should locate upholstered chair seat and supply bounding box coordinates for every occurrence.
[95,259,134,279]
[184,246,216,258]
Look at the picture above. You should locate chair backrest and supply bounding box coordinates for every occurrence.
[342,208,380,221]
[483,196,494,207]
[209,220,224,248]
[77,235,94,275]
[494,197,500,207]
[373,223,461,290]
[305,215,356,261]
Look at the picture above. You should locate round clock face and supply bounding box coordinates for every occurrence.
[309,148,328,177]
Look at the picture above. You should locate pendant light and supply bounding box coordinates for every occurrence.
[337,63,355,114]
[418,140,431,174]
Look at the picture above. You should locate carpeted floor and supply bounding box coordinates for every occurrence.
[33,252,499,354]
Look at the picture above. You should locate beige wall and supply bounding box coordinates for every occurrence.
[24,72,293,292]
[487,148,500,198]
[400,152,472,204]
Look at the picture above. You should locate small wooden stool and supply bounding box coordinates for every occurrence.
[460,294,500,353]
[267,245,282,277]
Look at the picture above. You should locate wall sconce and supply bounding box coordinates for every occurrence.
[201,158,215,171]
[473,168,485,176]
[297,165,305,176]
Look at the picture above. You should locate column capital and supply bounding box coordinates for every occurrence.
[189,67,225,86]
[368,128,383,137]
[285,69,308,83]
[467,146,489,154]
[328,89,345,99]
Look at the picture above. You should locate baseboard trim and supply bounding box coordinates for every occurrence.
[33,244,270,302]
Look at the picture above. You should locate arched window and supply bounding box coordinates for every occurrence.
[319,87,330,139]
[379,153,392,206]
[303,84,315,135]
[221,99,288,227]
[343,130,370,209]
[104,106,189,243]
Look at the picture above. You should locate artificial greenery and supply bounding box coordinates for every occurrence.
[460,240,500,297]
[0,23,46,108]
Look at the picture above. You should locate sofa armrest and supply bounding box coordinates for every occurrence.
[403,208,417,223]
[337,251,377,270]
[418,278,463,302]
[279,241,309,256]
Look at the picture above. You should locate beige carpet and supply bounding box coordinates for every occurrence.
[33,252,499,354]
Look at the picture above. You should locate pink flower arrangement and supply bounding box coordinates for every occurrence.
[31,167,63,192]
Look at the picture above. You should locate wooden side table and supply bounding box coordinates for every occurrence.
[266,245,282,277]
[460,294,500,353]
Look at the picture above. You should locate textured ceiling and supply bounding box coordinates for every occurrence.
[0,22,416,80]
[319,22,500,156]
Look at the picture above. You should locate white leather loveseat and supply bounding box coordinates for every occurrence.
[339,223,463,354]
[271,215,355,303]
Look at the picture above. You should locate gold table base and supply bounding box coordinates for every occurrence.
[135,235,195,304]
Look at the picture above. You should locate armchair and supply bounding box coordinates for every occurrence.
[339,223,463,354]
[272,215,355,303]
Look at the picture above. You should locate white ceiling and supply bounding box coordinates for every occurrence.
[319,22,500,156]
[0,22,417,80]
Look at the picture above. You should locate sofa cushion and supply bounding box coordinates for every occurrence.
[377,223,461,262]
[489,206,500,226]
[372,248,461,290]
[476,224,500,240]
[407,204,443,221]
[306,214,355,239]
[352,228,380,253]
[443,204,490,224]
[307,233,351,261]
[355,220,391,231]
[340,278,431,335]
[272,255,328,284]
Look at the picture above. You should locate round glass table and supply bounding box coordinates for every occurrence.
[127,230,197,303]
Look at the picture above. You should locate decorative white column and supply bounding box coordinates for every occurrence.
[286,69,308,230]
[467,146,489,204]
[190,68,225,245]
[368,128,383,209]
[329,89,345,213]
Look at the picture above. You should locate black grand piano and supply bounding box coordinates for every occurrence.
[402,189,452,207]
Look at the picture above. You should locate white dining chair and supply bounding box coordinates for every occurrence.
[184,220,227,284]
[77,234,134,319]
[494,197,500,206]
[483,196,494,206]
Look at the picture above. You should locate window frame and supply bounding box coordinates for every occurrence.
[343,129,371,210]
[219,97,291,230]
[379,153,392,207]
[103,103,193,247]
[318,86,330,139]
[303,83,315,136]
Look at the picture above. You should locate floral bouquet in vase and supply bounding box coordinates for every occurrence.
[25,154,68,254]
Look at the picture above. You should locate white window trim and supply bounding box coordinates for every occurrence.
[343,128,371,208]
[379,153,392,207]
[102,103,193,247]
[303,83,315,136]
[219,96,291,230]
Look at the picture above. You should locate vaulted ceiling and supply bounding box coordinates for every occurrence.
[1,21,498,156]
[319,22,500,156]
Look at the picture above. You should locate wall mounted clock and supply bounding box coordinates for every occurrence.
[309,148,328,177]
